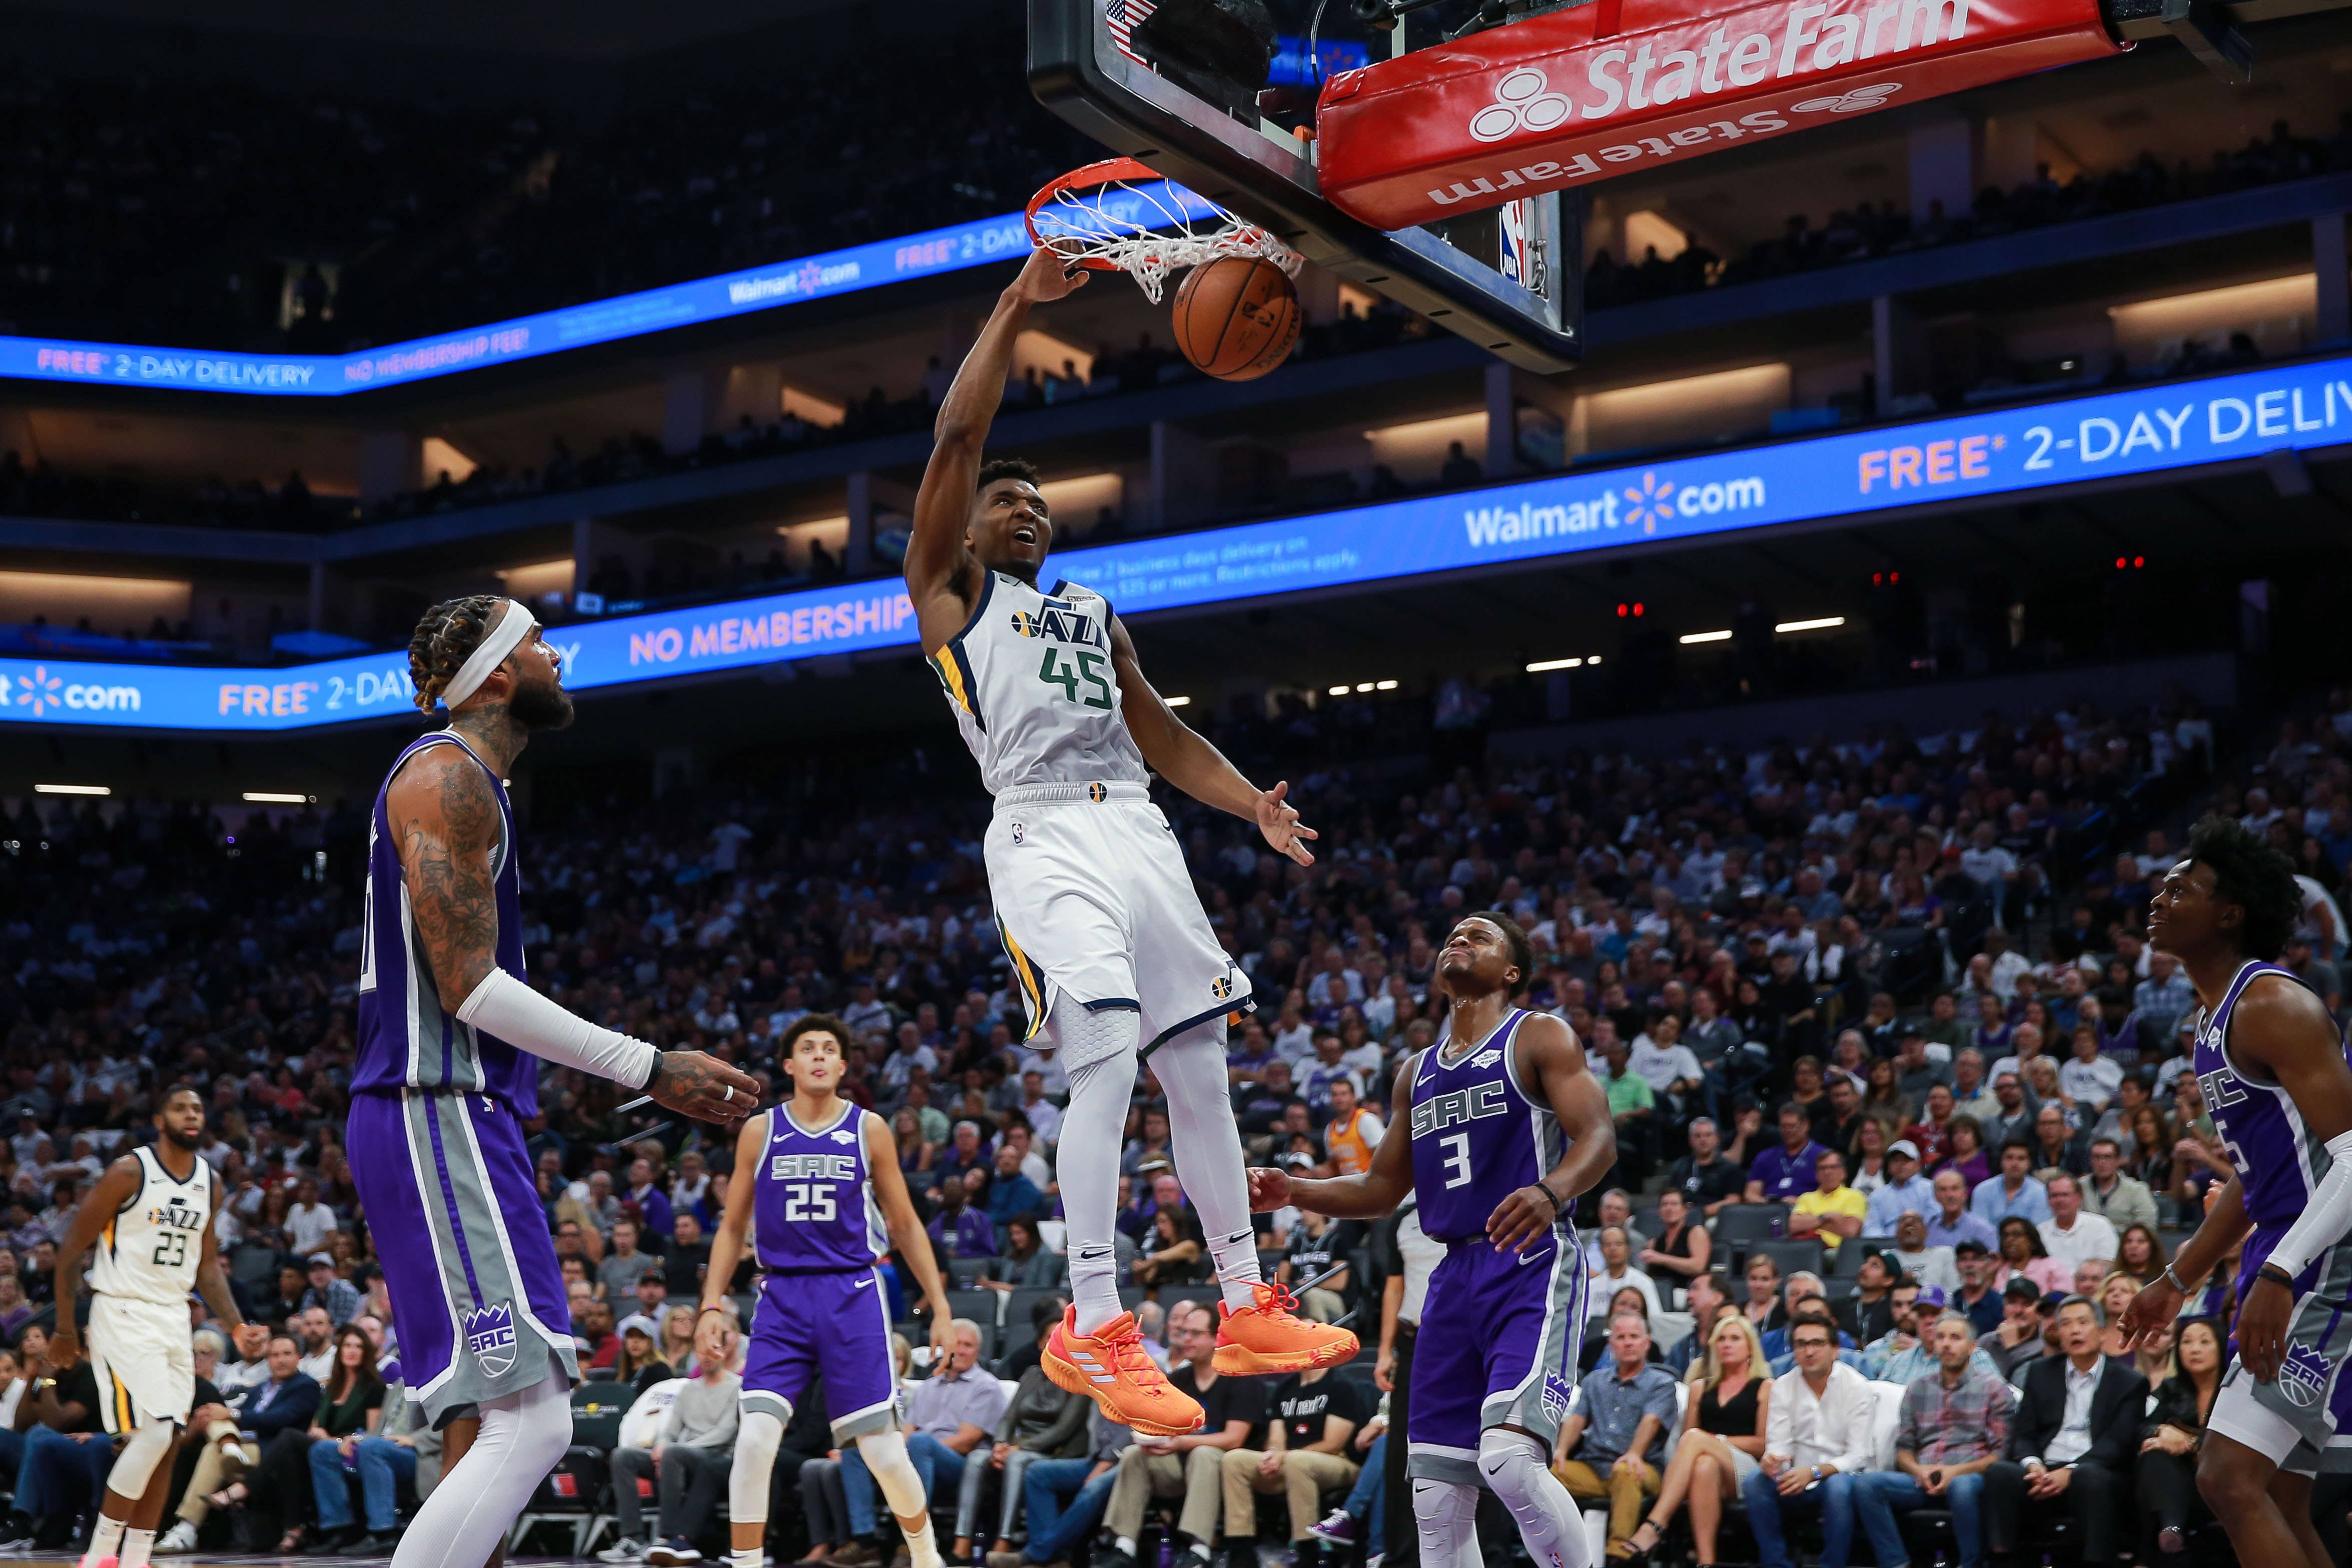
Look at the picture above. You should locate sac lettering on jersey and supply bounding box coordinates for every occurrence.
[1411,1080,1511,1138]
[770,1153,858,1182]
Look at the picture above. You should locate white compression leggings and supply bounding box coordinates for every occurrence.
[389,1368,570,1568]
[727,1415,927,1531]
[104,1418,179,1501]
[1414,1431,1593,1568]
[1055,998,1263,1334]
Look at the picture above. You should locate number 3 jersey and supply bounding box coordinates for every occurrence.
[754,1103,889,1272]
[929,571,1149,796]
[1408,1008,1569,1243]
[92,1146,218,1305]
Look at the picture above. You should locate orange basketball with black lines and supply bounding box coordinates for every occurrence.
[1171,256,1300,382]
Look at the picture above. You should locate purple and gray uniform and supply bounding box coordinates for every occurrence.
[741,1102,903,1441]
[349,729,577,1428]
[1403,1009,1586,1485]
[2194,958,2352,1473]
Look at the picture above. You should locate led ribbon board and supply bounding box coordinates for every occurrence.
[6,351,2347,730]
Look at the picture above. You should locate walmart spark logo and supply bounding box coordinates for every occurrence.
[1621,471,1675,534]
[12,666,63,717]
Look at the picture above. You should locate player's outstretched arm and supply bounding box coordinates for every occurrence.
[1488,1014,1616,1254]
[1249,1053,1418,1219]
[50,1154,144,1364]
[2220,976,2352,1380]
[908,248,1088,652]
[866,1112,955,1361]
[390,746,758,1122]
[1109,616,1316,866]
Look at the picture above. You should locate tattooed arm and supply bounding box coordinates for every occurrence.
[386,744,758,1122]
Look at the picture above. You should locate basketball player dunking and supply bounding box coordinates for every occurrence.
[908,246,1355,1437]
[54,1086,264,1568]
[700,1015,955,1568]
[353,596,757,1568]
[1246,913,1615,1568]
[2121,817,2352,1568]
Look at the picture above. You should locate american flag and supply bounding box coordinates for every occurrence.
[1106,0,1156,64]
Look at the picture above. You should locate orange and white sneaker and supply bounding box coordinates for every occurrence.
[1042,1306,1204,1437]
[1213,1282,1359,1375]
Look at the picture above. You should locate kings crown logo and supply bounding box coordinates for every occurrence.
[2280,1342,2333,1409]
[464,1304,519,1378]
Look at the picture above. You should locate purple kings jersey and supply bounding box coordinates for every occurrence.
[1407,1009,1568,1243]
[754,1103,889,1272]
[2191,959,2347,1233]
[353,730,538,1113]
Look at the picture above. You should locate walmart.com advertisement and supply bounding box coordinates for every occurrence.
[7,352,2348,731]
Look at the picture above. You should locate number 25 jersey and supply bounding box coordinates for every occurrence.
[754,1104,890,1272]
[930,571,1150,796]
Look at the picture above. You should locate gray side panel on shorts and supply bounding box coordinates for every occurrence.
[2242,1237,2352,1472]
[403,1094,576,1426]
[1482,1234,1586,1448]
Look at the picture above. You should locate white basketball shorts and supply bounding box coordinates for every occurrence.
[90,1293,196,1432]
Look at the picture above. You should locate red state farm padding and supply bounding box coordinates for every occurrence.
[1314,0,2122,230]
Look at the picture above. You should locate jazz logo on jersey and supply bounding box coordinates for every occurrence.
[1212,976,1233,1000]
[1009,597,1104,649]
[464,1304,518,1377]
[2281,1342,2335,1408]
[771,1153,857,1181]
[1411,1081,1508,1138]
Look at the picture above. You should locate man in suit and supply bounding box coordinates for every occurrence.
[1981,1295,2146,1564]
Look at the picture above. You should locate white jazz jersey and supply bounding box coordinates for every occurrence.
[92,1146,216,1306]
[929,572,1150,796]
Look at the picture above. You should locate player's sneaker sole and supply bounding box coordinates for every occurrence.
[1209,1328,1357,1376]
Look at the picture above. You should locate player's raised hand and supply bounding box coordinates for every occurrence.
[1255,780,1318,866]
[648,1049,762,1125]
[1010,246,1091,305]
[1246,1165,1292,1212]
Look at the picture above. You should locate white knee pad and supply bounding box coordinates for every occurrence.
[730,1410,786,1525]
[1051,996,1141,1075]
[1413,1476,1482,1568]
[106,1419,179,1500]
[857,1429,929,1521]
[1477,1428,1589,1568]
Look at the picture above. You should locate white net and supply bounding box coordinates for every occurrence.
[1028,162,1304,303]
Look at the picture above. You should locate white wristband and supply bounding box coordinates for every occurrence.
[455,969,659,1090]
[2261,1128,2352,1281]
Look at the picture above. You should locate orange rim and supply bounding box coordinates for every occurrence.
[1026,156,1184,271]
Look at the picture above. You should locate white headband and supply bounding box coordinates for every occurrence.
[439,599,537,710]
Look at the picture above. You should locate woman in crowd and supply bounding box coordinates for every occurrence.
[1723,1102,1766,1169]
[1131,1202,1205,1288]
[2024,1059,2078,1135]
[1860,1060,1912,1132]
[1637,1189,1710,1304]
[958,1354,1088,1564]
[1786,1057,1828,1125]
[1938,1116,1991,1190]
[2096,1270,2143,1360]
[613,1321,675,1394]
[2136,1318,2225,1559]
[2115,1224,2168,1286]
[659,1302,701,1372]
[1972,993,2013,1058]
[0,1269,33,1342]
[892,1107,936,1180]
[2125,1104,2176,1191]
[985,1213,1067,1291]
[1992,1217,2071,1296]
[1623,1313,1772,1568]
[1847,1116,1894,1197]
[253,1324,383,1553]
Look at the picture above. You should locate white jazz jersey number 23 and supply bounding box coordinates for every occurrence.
[92,1147,217,1306]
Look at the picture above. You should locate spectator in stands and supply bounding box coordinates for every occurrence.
[1100,1301,1261,1568]
[838,1319,1005,1563]
[1627,1310,1770,1564]
[1744,1105,1827,1204]
[1,1327,106,1550]
[1132,1202,1207,1290]
[1835,1252,1901,1345]
[1218,1363,1365,1568]
[1740,1308,1875,1568]
[599,1218,663,1302]
[1276,1209,1359,1323]
[928,1175,997,1260]
[984,1145,1044,1228]
[1971,1140,2051,1224]
[1597,1037,1657,1185]
[1862,1140,1935,1238]
[609,1319,741,1565]
[300,1252,361,1327]
[1319,1079,1382,1177]
[1585,1227,1662,1323]
[1993,1215,2072,1298]
[2038,1173,2120,1278]
[1981,1296,2145,1567]
[1664,1118,1745,1218]
[1924,1168,1996,1253]
[959,1355,1088,1567]
[2134,1316,2225,1558]
[982,1215,1065,1293]
[2081,1137,2159,1236]
[287,1324,392,1552]
[1552,1311,1676,1555]
[1949,1240,2000,1332]
[1004,1407,1129,1568]
[1787,1150,1866,1256]
[183,1334,319,1551]
[1635,1189,1710,1300]
[1848,1311,2014,1568]
[285,1177,338,1257]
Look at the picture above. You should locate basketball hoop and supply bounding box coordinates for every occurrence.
[1027,157,1303,304]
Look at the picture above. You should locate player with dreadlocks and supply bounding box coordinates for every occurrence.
[2120,815,2352,1568]
[351,595,759,1568]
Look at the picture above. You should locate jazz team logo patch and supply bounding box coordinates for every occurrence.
[464,1304,519,1377]
[1212,977,1233,1000]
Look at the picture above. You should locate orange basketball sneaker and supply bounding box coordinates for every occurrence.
[1042,1306,1205,1437]
[1212,1282,1359,1375]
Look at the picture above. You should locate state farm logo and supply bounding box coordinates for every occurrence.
[1791,81,1902,112]
[1469,68,1574,143]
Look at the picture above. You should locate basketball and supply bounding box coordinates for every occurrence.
[1171,256,1300,381]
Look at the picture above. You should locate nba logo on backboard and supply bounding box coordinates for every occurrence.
[2280,1343,2333,1408]
[464,1304,518,1377]
[1497,200,1544,294]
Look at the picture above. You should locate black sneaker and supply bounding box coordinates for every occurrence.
[1223,1544,1259,1568]
[1096,1548,1136,1568]
[337,1531,402,1556]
